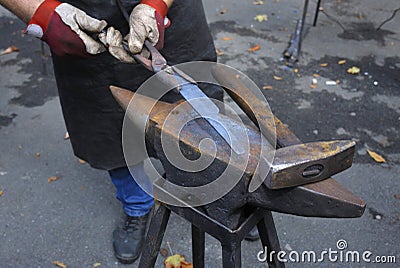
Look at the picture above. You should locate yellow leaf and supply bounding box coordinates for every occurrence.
[93,263,101,268]
[320,63,328,67]
[52,261,67,268]
[367,150,386,163]
[221,37,232,41]
[263,86,273,90]
[165,254,185,268]
[0,46,19,56]
[347,66,360,74]
[338,60,346,65]
[313,73,320,78]
[273,76,283,81]
[47,176,59,183]
[248,45,261,52]
[254,14,268,22]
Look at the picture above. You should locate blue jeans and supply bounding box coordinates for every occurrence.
[109,162,154,217]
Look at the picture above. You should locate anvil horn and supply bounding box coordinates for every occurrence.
[110,85,365,218]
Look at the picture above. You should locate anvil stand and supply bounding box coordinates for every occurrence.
[139,202,284,268]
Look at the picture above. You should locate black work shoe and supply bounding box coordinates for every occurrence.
[113,213,149,264]
[245,226,260,241]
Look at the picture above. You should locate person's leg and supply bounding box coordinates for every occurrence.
[109,162,154,264]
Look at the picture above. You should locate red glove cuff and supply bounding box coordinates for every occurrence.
[28,0,61,32]
[141,0,168,18]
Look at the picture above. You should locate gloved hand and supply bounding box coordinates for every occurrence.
[25,0,107,57]
[127,0,169,54]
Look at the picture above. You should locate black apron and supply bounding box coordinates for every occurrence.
[52,0,222,170]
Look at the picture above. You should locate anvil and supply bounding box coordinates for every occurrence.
[109,65,365,230]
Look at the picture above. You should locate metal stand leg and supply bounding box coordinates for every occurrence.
[192,225,205,268]
[222,243,242,268]
[257,210,285,268]
[138,204,171,268]
[313,0,322,26]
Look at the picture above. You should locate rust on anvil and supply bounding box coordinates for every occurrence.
[110,85,365,222]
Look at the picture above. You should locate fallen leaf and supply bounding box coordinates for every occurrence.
[235,74,240,79]
[309,84,317,89]
[164,254,193,268]
[52,261,67,268]
[254,14,268,22]
[160,248,169,257]
[263,85,273,90]
[253,0,264,4]
[78,158,87,164]
[64,132,70,140]
[347,66,360,74]
[338,60,346,65]
[221,37,232,41]
[0,46,19,56]
[293,68,299,73]
[313,73,320,78]
[273,75,283,81]
[48,176,59,183]
[216,49,224,56]
[93,263,101,268]
[0,190,3,196]
[35,153,41,158]
[366,149,386,163]
[248,45,261,52]
[394,194,400,200]
[320,63,328,67]
[220,8,227,14]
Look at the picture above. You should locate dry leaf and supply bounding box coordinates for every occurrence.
[338,60,346,65]
[313,73,320,78]
[0,46,19,56]
[235,74,240,79]
[366,149,386,163]
[263,86,273,90]
[0,190,3,196]
[309,84,317,89]
[253,0,264,5]
[273,75,283,81]
[93,263,101,268]
[347,66,360,74]
[394,194,400,200]
[221,37,232,41]
[164,255,193,268]
[78,158,87,164]
[35,153,41,158]
[254,14,268,22]
[320,63,328,67]
[293,68,299,73]
[248,45,261,52]
[64,132,70,140]
[220,8,227,14]
[52,261,67,268]
[48,176,59,183]
[216,49,224,56]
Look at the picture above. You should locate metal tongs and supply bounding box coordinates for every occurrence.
[124,40,244,154]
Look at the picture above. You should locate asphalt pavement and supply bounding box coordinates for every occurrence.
[0,0,399,267]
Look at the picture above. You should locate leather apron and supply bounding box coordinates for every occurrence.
[52,0,222,170]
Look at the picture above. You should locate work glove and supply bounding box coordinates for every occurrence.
[100,0,170,63]
[25,0,107,57]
